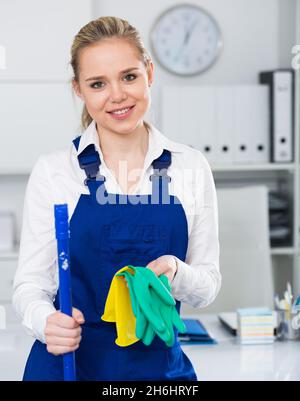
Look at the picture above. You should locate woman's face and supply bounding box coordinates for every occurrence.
[73,38,154,135]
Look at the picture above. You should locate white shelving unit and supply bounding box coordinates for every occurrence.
[292,0,300,294]
[212,163,296,172]
[211,1,300,295]
[212,162,297,291]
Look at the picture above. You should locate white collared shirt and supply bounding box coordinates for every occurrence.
[13,120,221,343]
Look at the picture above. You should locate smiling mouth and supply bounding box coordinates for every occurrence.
[107,105,135,114]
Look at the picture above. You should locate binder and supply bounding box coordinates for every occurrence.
[234,86,270,164]
[162,85,270,166]
[187,86,216,164]
[162,86,216,164]
[215,87,234,164]
[259,70,294,163]
[179,319,217,345]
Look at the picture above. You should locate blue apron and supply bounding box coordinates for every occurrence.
[23,135,197,381]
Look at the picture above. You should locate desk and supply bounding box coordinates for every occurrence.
[1,313,300,381]
[182,314,300,381]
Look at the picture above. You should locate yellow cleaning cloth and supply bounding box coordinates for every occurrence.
[101,266,139,347]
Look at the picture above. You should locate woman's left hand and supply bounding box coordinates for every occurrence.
[146,255,178,284]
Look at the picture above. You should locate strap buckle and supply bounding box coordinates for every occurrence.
[84,173,106,186]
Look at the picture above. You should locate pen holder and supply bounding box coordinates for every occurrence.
[276,310,300,341]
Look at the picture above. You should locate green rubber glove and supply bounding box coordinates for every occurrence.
[119,269,170,345]
[117,270,149,341]
[141,275,186,347]
[117,267,186,347]
[117,267,170,341]
[133,266,176,306]
[154,275,187,346]
[133,267,179,340]
[118,266,175,334]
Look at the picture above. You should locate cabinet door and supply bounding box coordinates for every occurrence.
[0,260,17,303]
[0,0,91,80]
[0,83,83,173]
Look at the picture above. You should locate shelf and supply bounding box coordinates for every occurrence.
[0,247,19,260]
[271,247,297,256]
[212,163,296,172]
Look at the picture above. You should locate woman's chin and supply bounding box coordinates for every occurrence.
[106,120,143,134]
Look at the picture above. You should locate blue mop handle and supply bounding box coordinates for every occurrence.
[54,204,76,382]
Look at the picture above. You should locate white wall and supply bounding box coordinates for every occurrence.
[93,0,297,127]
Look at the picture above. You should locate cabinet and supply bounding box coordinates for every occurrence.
[0,0,92,80]
[0,83,82,173]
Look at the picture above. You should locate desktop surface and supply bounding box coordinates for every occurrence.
[182,314,300,381]
[1,311,300,381]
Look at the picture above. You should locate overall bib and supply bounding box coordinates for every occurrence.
[23,136,197,381]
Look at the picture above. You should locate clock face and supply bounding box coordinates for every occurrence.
[150,4,222,76]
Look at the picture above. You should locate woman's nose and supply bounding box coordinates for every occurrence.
[109,83,126,102]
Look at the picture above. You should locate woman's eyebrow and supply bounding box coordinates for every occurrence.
[85,67,139,82]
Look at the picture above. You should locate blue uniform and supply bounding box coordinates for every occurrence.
[23,136,197,381]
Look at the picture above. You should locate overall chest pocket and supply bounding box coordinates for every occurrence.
[100,224,170,258]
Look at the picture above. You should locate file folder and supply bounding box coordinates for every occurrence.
[179,319,217,345]
[162,86,216,165]
[234,86,270,164]
[192,86,216,165]
[162,85,270,166]
[215,87,234,164]
[259,69,294,163]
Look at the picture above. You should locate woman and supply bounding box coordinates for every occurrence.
[13,16,221,381]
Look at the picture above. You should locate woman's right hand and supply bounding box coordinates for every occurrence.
[45,307,85,356]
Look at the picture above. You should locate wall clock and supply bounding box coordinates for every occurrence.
[150,4,223,76]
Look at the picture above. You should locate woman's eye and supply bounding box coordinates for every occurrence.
[124,73,137,81]
[90,81,104,89]
[90,74,136,89]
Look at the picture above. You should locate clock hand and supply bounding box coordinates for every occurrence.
[184,19,199,45]
[174,19,199,62]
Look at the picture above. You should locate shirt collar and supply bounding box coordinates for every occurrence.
[76,120,184,162]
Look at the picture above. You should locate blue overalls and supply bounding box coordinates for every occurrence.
[23,135,197,381]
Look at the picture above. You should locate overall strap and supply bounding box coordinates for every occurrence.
[72,136,105,188]
[152,149,172,172]
[150,150,172,204]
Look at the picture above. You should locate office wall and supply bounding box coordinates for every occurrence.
[93,0,297,127]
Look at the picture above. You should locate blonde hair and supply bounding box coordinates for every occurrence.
[70,16,152,132]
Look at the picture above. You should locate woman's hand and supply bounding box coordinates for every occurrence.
[44,307,85,356]
[146,255,178,283]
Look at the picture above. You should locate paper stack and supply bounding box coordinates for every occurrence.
[237,308,275,345]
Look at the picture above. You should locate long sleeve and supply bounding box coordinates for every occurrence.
[170,154,221,308]
[12,155,58,344]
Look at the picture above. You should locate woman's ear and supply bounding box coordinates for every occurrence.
[147,60,154,86]
[72,79,84,101]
